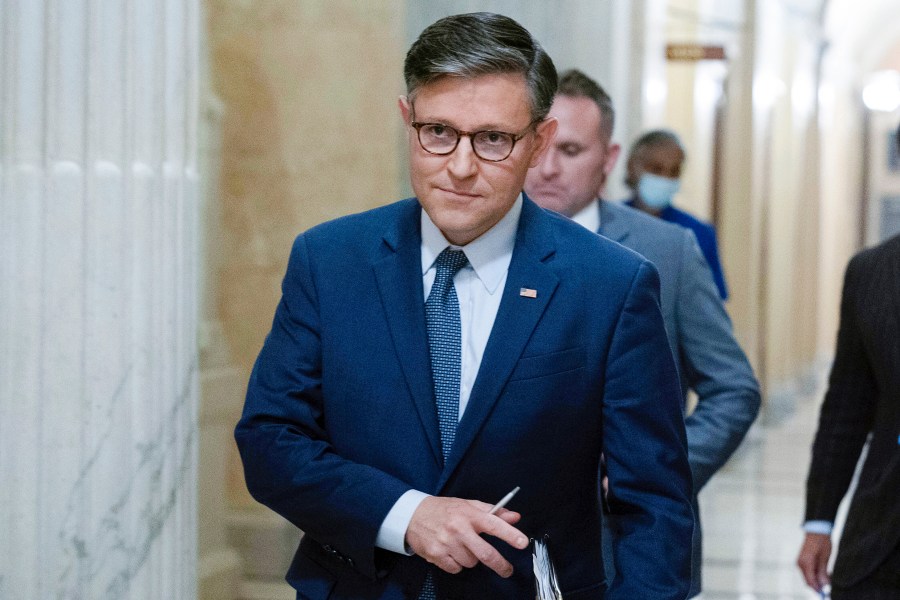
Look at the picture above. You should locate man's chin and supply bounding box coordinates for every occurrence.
[529,193,573,216]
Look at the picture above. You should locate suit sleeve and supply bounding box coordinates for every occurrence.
[234,234,412,579]
[804,255,877,523]
[678,231,761,490]
[602,260,695,600]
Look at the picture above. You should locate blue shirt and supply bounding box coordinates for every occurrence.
[626,199,729,300]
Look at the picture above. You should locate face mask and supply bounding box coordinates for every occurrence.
[637,173,680,209]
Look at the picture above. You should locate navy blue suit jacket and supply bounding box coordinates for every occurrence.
[235,197,694,599]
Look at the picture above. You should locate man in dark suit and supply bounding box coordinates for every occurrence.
[525,69,760,598]
[797,228,900,598]
[235,12,694,600]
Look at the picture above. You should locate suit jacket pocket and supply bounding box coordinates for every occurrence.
[508,347,584,382]
[288,539,339,599]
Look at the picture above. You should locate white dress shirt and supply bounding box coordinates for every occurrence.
[569,198,601,232]
[374,195,521,554]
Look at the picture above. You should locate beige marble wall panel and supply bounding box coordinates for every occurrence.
[206,0,406,375]
[717,0,762,372]
[203,0,405,517]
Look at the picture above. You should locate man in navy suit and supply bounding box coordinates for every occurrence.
[235,13,693,600]
[525,69,760,598]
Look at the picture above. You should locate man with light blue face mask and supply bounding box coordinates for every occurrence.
[625,129,729,300]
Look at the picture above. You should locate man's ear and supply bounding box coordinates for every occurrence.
[398,96,411,124]
[597,143,622,198]
[528,117,559,168]
[603,143,621,176]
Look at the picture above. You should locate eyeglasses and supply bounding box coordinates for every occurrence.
[410,120,538,162]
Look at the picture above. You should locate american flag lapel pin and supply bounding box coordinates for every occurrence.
[519,287,538,298]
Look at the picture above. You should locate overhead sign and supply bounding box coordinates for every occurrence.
[666,44,726,61]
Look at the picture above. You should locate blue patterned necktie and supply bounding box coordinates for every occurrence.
[425,248,468,461]
[419,248,468,600]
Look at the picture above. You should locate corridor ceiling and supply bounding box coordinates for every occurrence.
[826,0,900,71]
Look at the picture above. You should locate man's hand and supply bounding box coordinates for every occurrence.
[406,496,529,578]
[797,532,832,592]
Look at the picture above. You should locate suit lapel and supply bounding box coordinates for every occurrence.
[372,201,443,466]
[438,197,560,487]
[597,200,630,243]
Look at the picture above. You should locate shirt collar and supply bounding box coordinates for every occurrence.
[421,194,521,294]
[570,199,601,232]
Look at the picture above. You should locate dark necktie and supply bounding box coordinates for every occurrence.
[419,248,468,600]
[425,248,468,461]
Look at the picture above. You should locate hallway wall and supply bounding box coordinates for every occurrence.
[817,0,900,363]
[657,0,842,406]
[198,1,408,596]
[1,2,201,598]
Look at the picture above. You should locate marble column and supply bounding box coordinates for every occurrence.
[0,1,200,599]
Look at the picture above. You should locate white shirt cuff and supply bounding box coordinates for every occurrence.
[803,520,833,535]
[375,489,430,555]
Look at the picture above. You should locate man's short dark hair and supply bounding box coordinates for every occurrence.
[404,12,558,122]
[557,69,615,142]
[628,129,685,160]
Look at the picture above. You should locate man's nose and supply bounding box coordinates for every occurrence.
[447,136,478,179]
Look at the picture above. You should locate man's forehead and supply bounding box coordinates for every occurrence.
[410,73,532,127]
[552,95,600,123]
[637,142,683,161]
[551,96,604,142]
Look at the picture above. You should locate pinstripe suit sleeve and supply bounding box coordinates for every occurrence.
[804,254,878,522]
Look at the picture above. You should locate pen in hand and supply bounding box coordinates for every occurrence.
[488,486,520,515]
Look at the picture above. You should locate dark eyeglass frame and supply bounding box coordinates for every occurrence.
[410,119,541,162]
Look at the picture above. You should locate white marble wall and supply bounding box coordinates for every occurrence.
[0,1,200,598]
